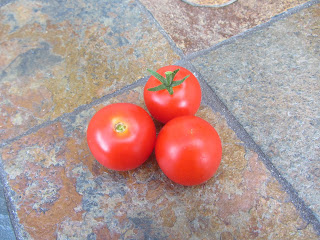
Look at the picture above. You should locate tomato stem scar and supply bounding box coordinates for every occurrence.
[115,122,127,133]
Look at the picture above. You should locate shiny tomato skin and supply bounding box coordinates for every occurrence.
[155,116,222,186]
[87,103,156,171]
[144,65,201,123]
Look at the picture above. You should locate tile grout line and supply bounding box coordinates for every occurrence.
[0,4,187,238]
[0,1,317,152]
[135,0,186,60]
[0,0,187,149]
[135,1,320,230]
[185,0,320,61]
[0,77,148,149]
[0,0,186,149]
[185,60,320,235]
[0,0,318,237]
[0,78,149,240]
[162,0,320,234]
[0,158,23,240]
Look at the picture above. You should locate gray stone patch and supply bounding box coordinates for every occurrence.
[0,0,16,7]
[191,4,320,220]
[0,184,16,240]
[1,42,62,80]
[86,232,96,240]
[128,214,165,240]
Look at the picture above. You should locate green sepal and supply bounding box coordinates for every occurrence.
[147,84,167,92]
[147,68,189,95]
[147,69,167,85]
[165,69,180,85]
[171,75,189,87]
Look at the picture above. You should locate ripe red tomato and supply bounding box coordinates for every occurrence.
[155,116,222,186]
[144,65,201,123]
[87,103,156,171]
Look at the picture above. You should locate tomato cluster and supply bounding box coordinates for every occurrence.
[87,65,222,186]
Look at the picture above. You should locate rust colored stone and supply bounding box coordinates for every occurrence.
[146,184,165,202]
[220,231,234,240]
[160,207,176,228]
[17,168,82,240]
[0,0,179,141]
[140,0,309,54]
[1,87,319,239]
[266,179,289,203]
[93,225,120,240]
[1,123,84,239]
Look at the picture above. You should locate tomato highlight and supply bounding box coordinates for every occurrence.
[155,116,222,186]
[87,103,156,171]
[144,65,201,123]
[86,65,223,187]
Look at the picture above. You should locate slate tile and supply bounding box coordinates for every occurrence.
[0,0,179,142]
[139,0,309,54]
[0,182,16,240]
[192,4,320,220]
[0,86,318,239]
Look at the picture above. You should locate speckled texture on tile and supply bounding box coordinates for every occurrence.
[139,0,309,54]
[192,4,320,220]
[1,87,318,239]
[0,0,179,142]
[0,182,16,240]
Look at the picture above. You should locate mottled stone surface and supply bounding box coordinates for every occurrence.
[0,87,318,239]
[192,4,320,220]
[139,0,309,54]
[0,0,179,141]
[1,0,319,238]
[0,182,16,240]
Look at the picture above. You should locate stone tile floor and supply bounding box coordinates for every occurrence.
[0,0,319,239]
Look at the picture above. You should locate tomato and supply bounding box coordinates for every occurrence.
[155,116,222,186]
[144,65,201,123]
[87,103,156,171]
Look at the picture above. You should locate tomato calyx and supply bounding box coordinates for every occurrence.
[147,68,190,95]
[114,122,127,133]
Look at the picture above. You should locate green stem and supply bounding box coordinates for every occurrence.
[115,122,127,133]
[165,71,174,86]
[147,68,189,95]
